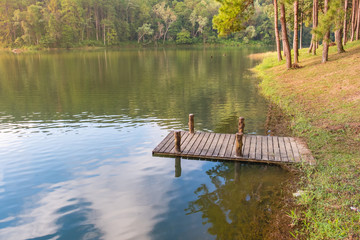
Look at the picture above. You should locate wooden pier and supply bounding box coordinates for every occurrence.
[152,115,315,165]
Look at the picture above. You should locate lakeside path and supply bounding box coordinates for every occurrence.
[254,41,360,239]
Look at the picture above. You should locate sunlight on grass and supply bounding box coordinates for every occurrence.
[254,40,360,239]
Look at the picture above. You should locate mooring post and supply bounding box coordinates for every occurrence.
[236,133,243,157]
[174,131,181,152]
[189,114,194,133]
[238,117,245,134]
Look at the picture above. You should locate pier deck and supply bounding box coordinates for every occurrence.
[152,131,315,165]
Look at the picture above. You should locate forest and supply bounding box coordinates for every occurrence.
[215,0,360,66]
[0,0,308,48]
[0,0,359,60]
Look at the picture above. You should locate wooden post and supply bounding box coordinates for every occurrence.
[238,117,245,134]
[236,133,243,157]
[189,114,194,133]
[174,131,181,152]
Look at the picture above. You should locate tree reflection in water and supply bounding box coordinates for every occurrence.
[185,162,289,239]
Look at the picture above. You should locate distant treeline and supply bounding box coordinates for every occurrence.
[0,0,313,48]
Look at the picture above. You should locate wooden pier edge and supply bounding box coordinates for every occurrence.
[152,131,315,165]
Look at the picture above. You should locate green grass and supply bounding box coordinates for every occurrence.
[254,41,360,239]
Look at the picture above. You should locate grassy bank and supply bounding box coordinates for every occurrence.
[254,42,360,239]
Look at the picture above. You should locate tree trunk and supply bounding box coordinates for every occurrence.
[107,28,110,45]
[280,3,292,69]
[274,0,282,61]
[308,41,313,53]
[300,11,303,49]
[322,0,330,63]
[103,23,106,45]
[343,0,348,44]
[356,3,360,40]
[335,29,345,53]
[293,0,299,64]
[309,1,315,53]
[163,28,169,44]
[351,0,357,41]
[312,0,318,55]
[95,6,99,41]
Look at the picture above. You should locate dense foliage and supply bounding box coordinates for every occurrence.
[0,0,309,48]
[214,0,360,66]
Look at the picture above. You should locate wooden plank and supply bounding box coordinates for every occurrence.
[218,134,231,157]
[261,136,269,160]
[199,132,216,156]
[278,137,289,162]
[267,136,275,161]
[255,136,262,160]
[249,135,256,160]
[295,138,316,165]
[158,131,175,153]
[194,132,211,156]
[153,131,173,153]
[188,132,207,155]
[242,135,247,157]
[242,135,250,158]
[296,142,307,162]
[182,132,202,155]
[205,133,221,156]
[284,137,295,162]
[180,132,196,152]
[272,136,281,162]
[289,137,301,163]
[213,134,226,157]
[231,134,238,158]
[224,134,236,158]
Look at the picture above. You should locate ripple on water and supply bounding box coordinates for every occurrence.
[0,48,290,239]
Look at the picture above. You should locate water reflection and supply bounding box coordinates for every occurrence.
[175,157,182,178]
[0,48,290,240]
[185,163,288,239]
[0,48,268,133]
[0,125,290,240]
[0,122,218,239]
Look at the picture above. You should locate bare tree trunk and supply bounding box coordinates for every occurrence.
[300,11,303,49]
[335,2,346,53]
[274,0,282,61]
[293,0,299,64]
[163,29,168,44]
[356,3,360,40]
[312,0,318,55]
[335,29,345,53]
[95,6,99,41]
[343,0,348,44]
[87,7,90,40]
[322,0,330,63]
[280,3,292,69]
[308,41,313,53]
[103,23,106,45]
[351,0,357,41]
[309,1,315,53]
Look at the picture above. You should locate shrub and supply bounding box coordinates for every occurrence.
[176,29,192,44]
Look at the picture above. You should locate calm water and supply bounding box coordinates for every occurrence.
[0,48,291,240]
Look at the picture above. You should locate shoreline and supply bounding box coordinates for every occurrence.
[1,41,273,53]
[254,41,360,239]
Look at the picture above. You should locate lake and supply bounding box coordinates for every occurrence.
[0,48,291,239]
